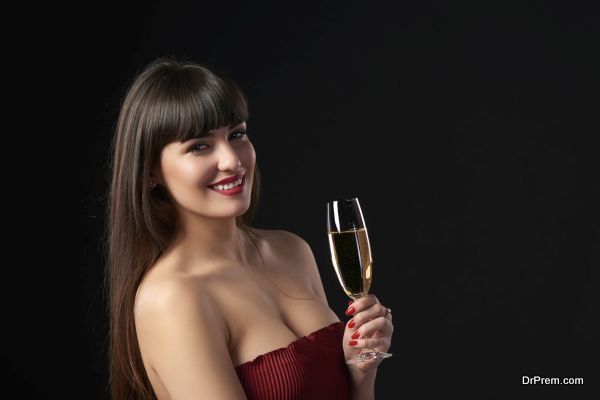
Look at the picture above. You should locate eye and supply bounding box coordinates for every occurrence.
[188,142,208,153]
[230,130,247,140]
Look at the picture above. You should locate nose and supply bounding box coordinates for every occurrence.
[216,141,243,172]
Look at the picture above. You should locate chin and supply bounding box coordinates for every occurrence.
[216,202,251,218]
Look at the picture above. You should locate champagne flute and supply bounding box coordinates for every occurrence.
[326,197,392,363]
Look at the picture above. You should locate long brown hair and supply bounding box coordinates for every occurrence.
[105,56,262,399]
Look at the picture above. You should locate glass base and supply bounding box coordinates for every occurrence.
[346,350,393,364]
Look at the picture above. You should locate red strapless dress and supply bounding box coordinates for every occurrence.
[235,321,351,399]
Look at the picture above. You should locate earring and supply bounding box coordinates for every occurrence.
[149,180,156,190]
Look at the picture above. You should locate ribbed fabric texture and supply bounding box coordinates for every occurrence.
[235,321,351,400]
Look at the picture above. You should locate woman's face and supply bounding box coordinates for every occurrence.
[154,122,255,220]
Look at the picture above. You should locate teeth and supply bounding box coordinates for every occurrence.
[214,177,243,191]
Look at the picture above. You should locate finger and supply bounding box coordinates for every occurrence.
[345,294,379,316]
[347,303,389,330]
[352,316,394,340]
[349,336,391,353]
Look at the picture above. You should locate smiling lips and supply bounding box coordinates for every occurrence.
[208,174,245,194]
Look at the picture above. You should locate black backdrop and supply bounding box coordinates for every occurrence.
[4,1,599,399]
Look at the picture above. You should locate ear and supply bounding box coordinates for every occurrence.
[150,165,164,186]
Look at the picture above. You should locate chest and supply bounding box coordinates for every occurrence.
[213,263,338,367]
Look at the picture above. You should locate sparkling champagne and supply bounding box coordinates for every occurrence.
[326,198,392,363]
[327,228,373,299]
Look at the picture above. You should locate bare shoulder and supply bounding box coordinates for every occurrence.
[248,228,318,270]
[134,275,247,399]
[251,227,312,254]
[134,272,229,352]
[251,228,328,304]
[134,275,222,328]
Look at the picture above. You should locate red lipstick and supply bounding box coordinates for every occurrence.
[208,174,246,196]
[209,174,243,186]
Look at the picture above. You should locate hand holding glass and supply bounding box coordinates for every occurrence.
[326,198,392,363]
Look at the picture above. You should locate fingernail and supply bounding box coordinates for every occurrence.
[348,300,354,306]
[349,340,358,346]
[345,306,355,316]
[348,319,355,329]
[351,331,360,339]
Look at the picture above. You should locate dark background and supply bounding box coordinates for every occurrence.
[4,0,599,399]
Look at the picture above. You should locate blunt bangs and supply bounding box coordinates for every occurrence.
[144,63,249,150]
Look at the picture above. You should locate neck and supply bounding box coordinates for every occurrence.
[163,212,254,271]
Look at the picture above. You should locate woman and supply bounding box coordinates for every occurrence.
[106,56,393,399]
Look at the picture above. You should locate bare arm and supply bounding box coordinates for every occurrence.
[134,280,248,400]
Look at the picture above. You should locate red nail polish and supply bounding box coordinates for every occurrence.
[348,319,355,329]
[345,306,355,316]
[351,331,360,339]
[349,340,358,346]
[348,300,354,306]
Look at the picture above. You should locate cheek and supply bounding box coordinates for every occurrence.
[163,159,213,188]
[241,142,256,165]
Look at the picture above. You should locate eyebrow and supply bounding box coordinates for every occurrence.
[181,123,246,145]
[205,122,246,136]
